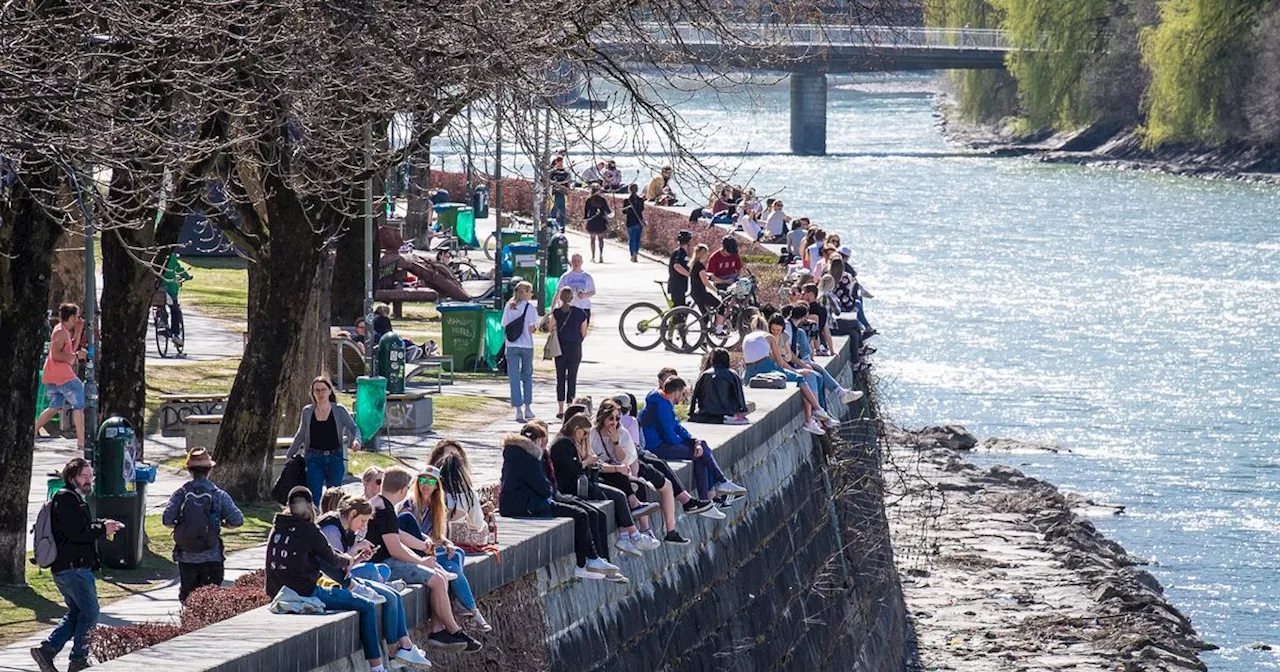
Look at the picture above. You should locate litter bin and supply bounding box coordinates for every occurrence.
[355,376,388,443]
[472,185,489,219]
[435,202,465,235]
[509,243,542,304]
[95,417,145,570]
[376,332,406,394]
[483,309,505,370]
[438,303,486,370]
[547,232,570,279]
[430,189,450,205]
[544,274,559,312]
[455,206,478,247]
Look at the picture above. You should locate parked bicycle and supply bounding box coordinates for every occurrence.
[618,280,689,351]
[658,271,760,354]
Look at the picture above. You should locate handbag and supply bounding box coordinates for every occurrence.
[272,454,307,505]
[504,302,529,342]
[543,321,561,360]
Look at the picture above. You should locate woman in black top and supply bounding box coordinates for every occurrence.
[549,287,590,418]
[622,183,645,263]
[286,376,362,504]
[689,243,722,316]
[583,184,612,263]
[548,416,648,558]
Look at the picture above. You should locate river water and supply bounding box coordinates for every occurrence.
[437,73,1280,668]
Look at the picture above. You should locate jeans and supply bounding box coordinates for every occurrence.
[506,346,534,408]
[855,299,871,331]
[178,561,224,602]
[313,585,383,661]
[357,578,409,643]
[648,439,727,499]
[550,193,567,225]
[306,451,346,503]
[45,378,86,411]
[350,562,391,583]
[395,512,478,611]
[555,340,583,402]
[627,225,643,258]
[385,557,439,585]
[744,358,811,388]
[44,568,99,662]
[167,295,184,338]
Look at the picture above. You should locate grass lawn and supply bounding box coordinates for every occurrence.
[0,501,278,648]
[180,257,249,330]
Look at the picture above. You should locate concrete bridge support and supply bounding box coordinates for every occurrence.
[790,72,827,156]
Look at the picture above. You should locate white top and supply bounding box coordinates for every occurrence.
[806,242,824,272]
[787,229,806,257]
[556,270,596,310]
[589,427,638,466]
[620,415,641,447]
[445,490,487,532]
[765,210,788,237]
[501,301,535,349]
[740,213,762,241]
[742,330,771,365]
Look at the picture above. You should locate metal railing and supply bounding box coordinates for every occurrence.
[622,23,1010,51]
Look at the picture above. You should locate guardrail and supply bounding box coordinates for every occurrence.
[621,23,1011,51]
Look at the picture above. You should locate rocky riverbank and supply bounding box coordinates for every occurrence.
[934,96,1280,185]
[887,425,1212,672]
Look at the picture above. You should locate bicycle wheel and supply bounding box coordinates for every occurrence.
[174,321,185,356]
[153,313,169,358]
[618,302,665,351]
[661,306,708,354]
[453,261,481,282]
[482,232,498,260]
[705,308,745,350]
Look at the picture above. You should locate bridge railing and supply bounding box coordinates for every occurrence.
[635,23,1010,51]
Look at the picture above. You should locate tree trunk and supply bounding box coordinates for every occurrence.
[212,182,329,501]
[0,171,65,584]
[404,146,432,245]
[278,246,333,436]
[48,226,86,312]
[330,221,367,325]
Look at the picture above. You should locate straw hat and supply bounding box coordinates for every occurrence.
[184,448,216,470]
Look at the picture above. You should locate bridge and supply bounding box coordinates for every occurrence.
[597,24,1013,155]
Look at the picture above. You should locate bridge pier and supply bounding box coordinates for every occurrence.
[790,72,827,156]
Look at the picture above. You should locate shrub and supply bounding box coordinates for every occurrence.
[179,585,269,631]
[231,568,266,590]
[88,623,186,662]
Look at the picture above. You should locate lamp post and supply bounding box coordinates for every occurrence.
[364,123,376,377]
[493,98,503,311]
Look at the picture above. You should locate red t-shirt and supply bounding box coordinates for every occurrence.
[706,250,742,279]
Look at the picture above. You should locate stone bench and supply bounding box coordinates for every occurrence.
[384,391,433,435]
[183,414,223,453]
[159,394,228,437]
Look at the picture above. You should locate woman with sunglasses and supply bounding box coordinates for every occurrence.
[286,376,363,503]
[397,466,491,632]
[591,400,690,545]
[361,467,385,501]
[428,441,496,553]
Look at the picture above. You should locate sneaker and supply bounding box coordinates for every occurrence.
[457,630,483,653]
[30,646,57,672]
[436,567,459,582]
[172,335,184,347]
[723,415,750,425]
[862,329,878,340]
[394,646,433,669]
[426,629,470,652]
[524,405,536,420]
[389,579,408,592]
[470,609,493,633]
[630,501,660,518]
[351,581,386,604]
[713,480,747,497]
[839,388,865,404]
[682,498,714,515]
[698,504,727,520]
[634,532,662,551]
[615,536,642,557]
[575,565,606,580]
[861,347,877,356]
[812,407,832,420]
[713,494,742,508]
[803,419,826,435]
[663,530,692,545]
[586,557,620,574]
[67,660,91,672]
[514,407,525,423]
[604,572,629,584]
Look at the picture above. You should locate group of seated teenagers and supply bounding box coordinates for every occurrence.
[266,442,497,672]
[499,370,749,583]
[783,227,878,344]
[690,184,796,244]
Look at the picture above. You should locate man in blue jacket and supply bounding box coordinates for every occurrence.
[639,377,747,501]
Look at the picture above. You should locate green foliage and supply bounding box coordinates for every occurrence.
[995,0,1111,129]
[1140,0,1267,145]
[929,0,1022,122]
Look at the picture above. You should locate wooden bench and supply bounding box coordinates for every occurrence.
[331,337,367,391]
[158,394,228,437]
[374,287,439,318]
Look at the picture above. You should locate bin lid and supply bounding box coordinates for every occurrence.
[509,243,540,253]
[433,202,467,212]
[437,302,484,313]
[96,415,135,440]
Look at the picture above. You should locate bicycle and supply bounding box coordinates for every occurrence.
[660,271,760,354]
[618,280,682,351]
[150,291,185,358]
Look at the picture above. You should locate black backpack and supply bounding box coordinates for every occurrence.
[173,490,216,554]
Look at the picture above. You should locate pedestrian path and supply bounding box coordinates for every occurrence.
[145,305,244,367]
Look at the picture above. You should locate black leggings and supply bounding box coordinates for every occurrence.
[638,453,685,499]
[555,340,583,402]
[549,493,610,566]
[590,481,635,530]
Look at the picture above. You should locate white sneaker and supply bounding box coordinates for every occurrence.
[803,419,826,435]
[470,610,493,633]
[723,415,750,425]
[839,388,864,403]
[389,579,408,592]
[575,566,606,580]
[812,407,832,421]
[714,480,747,496]
[604,573,630,584]
[586,557,620,574]
[615,537,642,557]
[634,532,662,551]
[515,407,526,423]
[524,405,536,420]
[394,646,433,669]
[434,567,459,582]
[698,505,727,520]
[351,582,385,604]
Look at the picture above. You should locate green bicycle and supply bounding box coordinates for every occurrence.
[618,281,683,351]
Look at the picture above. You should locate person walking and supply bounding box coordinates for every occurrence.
[161,252,193,348]
[554,253,597,321]
[548,157,570,226]
[285,376,363,503]
[549,286,589,419]
[163,448,245,602]
[33,303,88,450]
[502,280,538,423]
[583,184,612,263]
[30,458,124,672]
[622,183,645,263]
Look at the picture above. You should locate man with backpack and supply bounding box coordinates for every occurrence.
[30,458,124,672]
[162,448,244,602]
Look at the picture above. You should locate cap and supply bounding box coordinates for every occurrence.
[419,465,442,480]
[677,230,693,243]
[287,485,313,503]
[838,245,851,257]
[611,393,632,411]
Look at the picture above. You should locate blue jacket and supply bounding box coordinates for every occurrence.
[163,477,244,563]
[640,389,692,448]
[498,436,555,517]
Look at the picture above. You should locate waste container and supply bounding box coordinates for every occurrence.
[509,243,541,303]
[483,309,505,370]
[355,376,388,443]
[430,189,450,205]
[543,275,559,312]
[455,206,478,247]
[376,332,406,395]
[472,185,489,219]
[435,202,465,235]
[547,232,570,279]
[438,303,486,370]
[95,417,145,570]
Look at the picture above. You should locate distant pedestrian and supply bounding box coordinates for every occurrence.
[285,376,363,503]
[667,230,693,309]
[161,253,192,348]
[549,157,570,225]
[163,448,245,602]
[550,287,589,418]
[622,183,645,263]
[34,303,87,450]
[555,254,597,321]
[502,280,538,423]
[583,184,612,263]
[30,458,124,672]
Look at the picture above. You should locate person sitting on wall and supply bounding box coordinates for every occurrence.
[781,303,863,408]
[589,399,691,545]
[688,348,750,425]
[639,376,748,503]
[741,311,831,436]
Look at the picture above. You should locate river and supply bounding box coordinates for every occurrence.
[437,72,1280,668]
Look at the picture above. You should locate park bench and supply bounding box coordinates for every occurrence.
[331,334,452,393]
[157,394,228,437]
[373,287,440,318]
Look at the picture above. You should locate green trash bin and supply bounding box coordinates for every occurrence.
[95,417,144,570]
[509,243,541,304]
[455,206,478,247]
[438,303,486,370]
[355,376,388,443]
[483,309,505,370]
[376,332,406,394]
[543,274,559,312]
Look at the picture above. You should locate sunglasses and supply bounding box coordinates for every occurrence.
[418,476,438,487]
[372,478,382,486]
